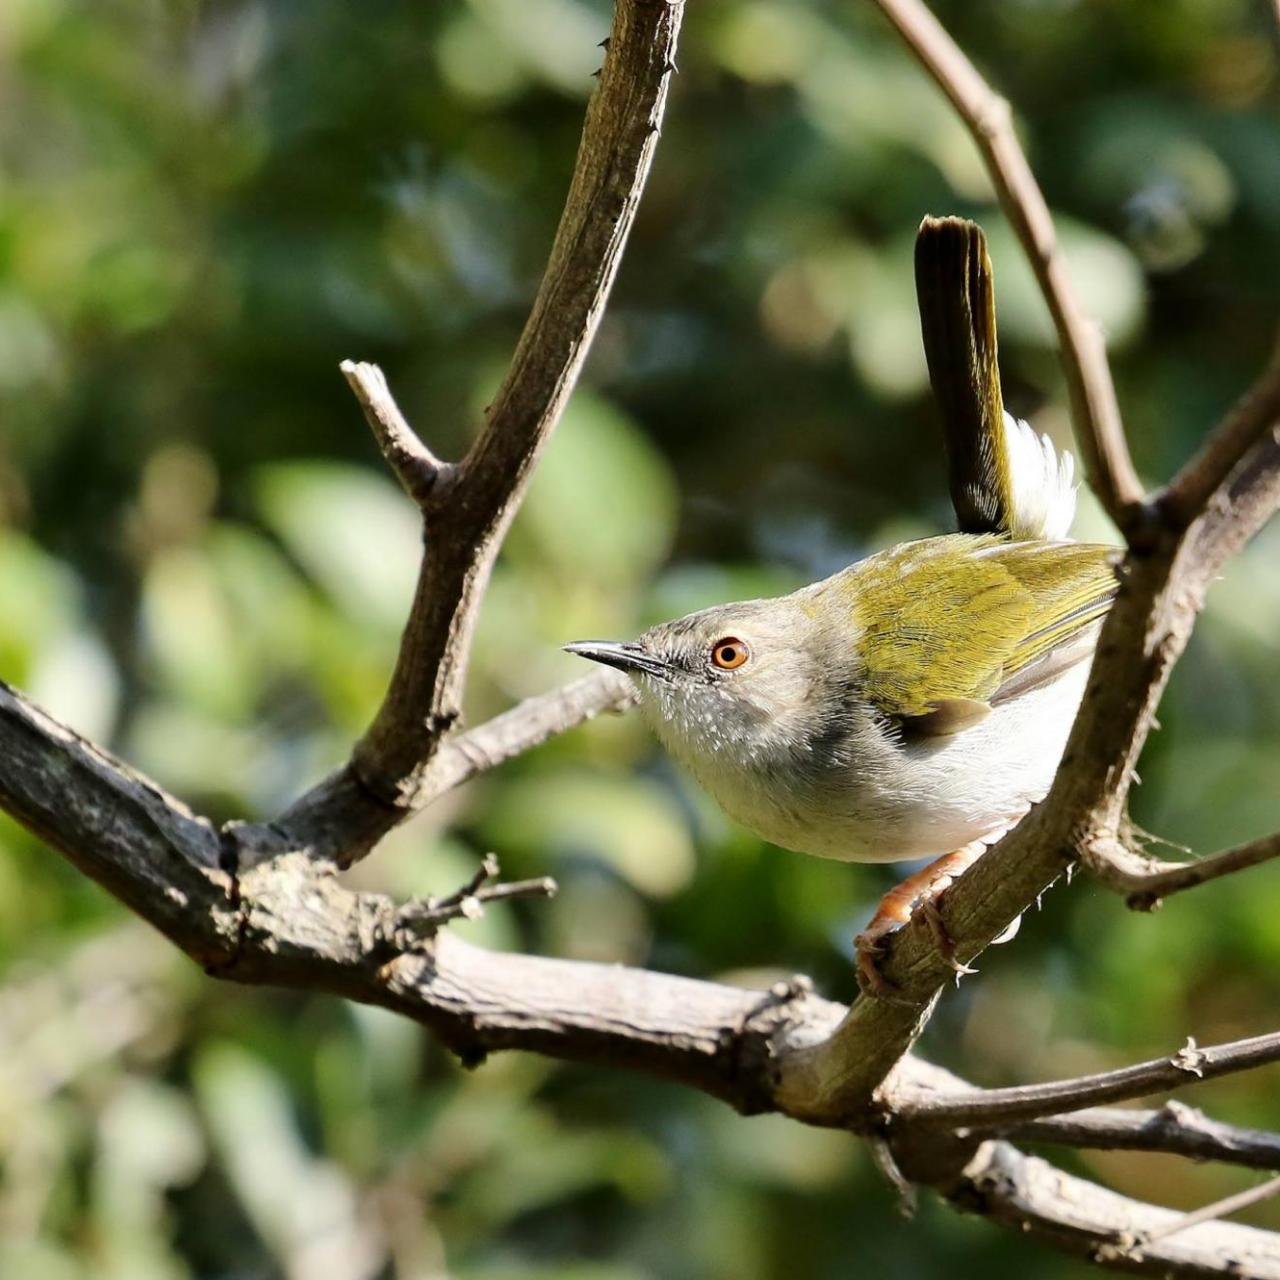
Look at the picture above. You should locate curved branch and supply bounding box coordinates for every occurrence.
[8,668,1280,1277]
[1082,830,1280,911]
[868,0,1145,533]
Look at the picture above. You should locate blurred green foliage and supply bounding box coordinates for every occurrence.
[2,1,1280,1276]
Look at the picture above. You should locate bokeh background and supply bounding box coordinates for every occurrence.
[2,0,1280,1276]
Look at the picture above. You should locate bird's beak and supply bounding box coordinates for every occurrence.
[563,640,670,679]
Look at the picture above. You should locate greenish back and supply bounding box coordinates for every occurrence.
[826,535,1117,721]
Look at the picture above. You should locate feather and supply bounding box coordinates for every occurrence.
[827,534,1117,723]
[915,216,1079,541]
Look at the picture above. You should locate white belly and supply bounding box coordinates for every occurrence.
[688,663,1090,864]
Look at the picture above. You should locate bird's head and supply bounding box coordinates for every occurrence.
[565,596,841,771]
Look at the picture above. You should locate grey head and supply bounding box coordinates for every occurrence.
[564,594,851,777]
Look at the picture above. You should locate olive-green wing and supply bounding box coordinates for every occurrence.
[838,535,1117,731]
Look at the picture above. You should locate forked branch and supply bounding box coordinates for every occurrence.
[3,2,1280,1276]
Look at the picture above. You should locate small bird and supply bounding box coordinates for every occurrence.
[566,218,1118,997]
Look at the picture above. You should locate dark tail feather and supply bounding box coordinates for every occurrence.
[914,216,1010,535]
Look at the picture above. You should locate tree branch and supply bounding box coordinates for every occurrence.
[893,1033,1280,1127]
[937,1141,1280,1278]
[1132,1175,1280,1253]
[1080,830,1280,911]
[999,1101,1280,1173]
[4,3,1280,1274]
[341,359,449,507]
[868,0,1145,533]
[231,0,685,869]
[416,669,637,804]
[9,666,1280,1276]
[1158,335,1280,529]
[349,0,681,807]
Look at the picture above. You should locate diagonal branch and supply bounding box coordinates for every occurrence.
[341,359,450,507]
[350,0,681,806]
[868,0,1145,533]
[416,668,637,804]
[894,1032,1280,1127]
[231,0,685,870]
[1131,1174,1280,1253]
[938,1141,1280,1279]
[1158,334,1280,529]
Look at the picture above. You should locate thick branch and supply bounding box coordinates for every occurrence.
[869,0,1145,532]
[350,0,682,806]
[0,680,236,965]
[7,673,1280,1275]
[938,1141,1280,1278]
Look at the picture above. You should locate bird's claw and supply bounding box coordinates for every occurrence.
[920,898,978,986]
[854,926,900,1000]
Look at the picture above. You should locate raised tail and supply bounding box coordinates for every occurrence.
[914,216,1076,541]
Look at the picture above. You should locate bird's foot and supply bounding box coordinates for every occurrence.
[920,898,978,985]
[853,843,985,999]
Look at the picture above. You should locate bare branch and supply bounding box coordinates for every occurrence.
[9,668,1280,1273]
[227,0,685,869]
[1134,1174,1280,1252]
[0,680,236,964]
[416,669,637,804]
[869,0,1146,533]
[1081,830,1280,911]
[348,0,683,812]
[1000,1101,1280,1173]
[940,1141,1280,1278]
[389,853,557,943]
[1159,336,1280,530]
[340,359,449,507]
[893,1032,1280,1127]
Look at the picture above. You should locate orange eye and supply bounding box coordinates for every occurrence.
[710,637,750,670]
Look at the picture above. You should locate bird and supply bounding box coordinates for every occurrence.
[565,217,1118,997]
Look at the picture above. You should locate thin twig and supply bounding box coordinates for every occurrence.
[1132,1174,1280,1251]
[894,1032,1280,1126]
[393,854,558,939]
[869,0,1145,532]
[1158,335,1280,528]
[340,359,449,507]
[1080,830,1280,911]
[416,669,636,805]
[997,1100,1280,1172]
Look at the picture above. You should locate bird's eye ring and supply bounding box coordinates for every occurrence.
[710,637,750,670]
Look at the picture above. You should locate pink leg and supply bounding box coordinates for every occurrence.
[854,842,985,999]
